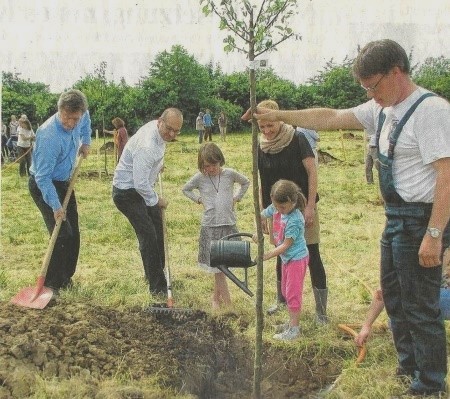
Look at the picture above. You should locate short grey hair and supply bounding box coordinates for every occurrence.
[58,89,88,113]
[161,107,183,122]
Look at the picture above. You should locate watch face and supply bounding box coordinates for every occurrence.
[428,228,440,238]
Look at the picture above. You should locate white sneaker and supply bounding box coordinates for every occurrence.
[273,326,300,341]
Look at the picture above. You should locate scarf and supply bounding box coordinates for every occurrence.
[259,123,295,154]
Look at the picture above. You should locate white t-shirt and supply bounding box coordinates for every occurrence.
[353,87,450,203]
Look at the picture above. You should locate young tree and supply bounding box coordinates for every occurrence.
[200,1,300,397]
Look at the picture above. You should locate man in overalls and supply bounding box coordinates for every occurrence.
[244,39,450,396]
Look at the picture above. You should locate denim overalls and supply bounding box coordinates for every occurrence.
[377,93,450,393]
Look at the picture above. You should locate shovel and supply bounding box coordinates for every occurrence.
[11,155,84,309]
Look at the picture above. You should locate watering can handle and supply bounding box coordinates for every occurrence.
[220,232,254,241]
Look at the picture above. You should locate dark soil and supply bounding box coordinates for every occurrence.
[0,300,341,399]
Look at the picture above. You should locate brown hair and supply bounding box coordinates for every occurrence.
[353,39,410,79]
[112,117,125,128]
[197,142,225,171]
[21,119,32,130]
[270,179,307,212]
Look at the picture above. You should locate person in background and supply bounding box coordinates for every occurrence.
[218,111,228,142]
[365,129,379,184]
[112,108,183,297]
[203,109,213,142]
[256,99,328,324]
[29,89,91,291]
[196,111,205,144]
[104,117,129,163]
[182,142,250,309]
[258,179,309,341]
[244,39,450,397]
[17,116,35,176]
[1,120,9,163]
[6,115,19,154]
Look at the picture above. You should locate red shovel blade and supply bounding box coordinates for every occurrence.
[10,282,54,310]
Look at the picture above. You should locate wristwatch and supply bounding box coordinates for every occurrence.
[426,227,442,238]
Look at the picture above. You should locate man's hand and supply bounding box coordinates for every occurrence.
[54,207,66,222]
[419,235,443,267]
[79,144,90,158]
[241,107,277,122]
[158,197,168,209]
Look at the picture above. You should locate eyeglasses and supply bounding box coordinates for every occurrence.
[163,120,181,135]
[360,74,386,93]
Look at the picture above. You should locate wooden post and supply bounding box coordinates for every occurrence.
[96,129,101,178]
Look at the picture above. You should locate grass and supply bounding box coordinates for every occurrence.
[1,129,449,398]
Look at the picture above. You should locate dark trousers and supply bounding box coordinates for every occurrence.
[112,186,167,294]
[18,146,32,176]
[203,126,212,141]
[381,204,449,392]
[29,176,80,290]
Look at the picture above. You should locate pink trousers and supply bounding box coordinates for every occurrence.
[281,255,309,312]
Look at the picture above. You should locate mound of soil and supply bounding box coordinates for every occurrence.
[0,301,340,398]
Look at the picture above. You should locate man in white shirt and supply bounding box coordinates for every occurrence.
[244,39,450,397]
[112,108,183,296]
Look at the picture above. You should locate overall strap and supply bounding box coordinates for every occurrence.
[377,92,436,159]
[389,92,436,144]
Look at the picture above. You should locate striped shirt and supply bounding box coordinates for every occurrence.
[30,111,91,211]
[113,120,165,206]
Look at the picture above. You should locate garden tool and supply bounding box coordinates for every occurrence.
[11,155,84,309]
[210,232,257,296]
[145,174,195,318]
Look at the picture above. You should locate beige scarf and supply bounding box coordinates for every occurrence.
[259,123,295,154]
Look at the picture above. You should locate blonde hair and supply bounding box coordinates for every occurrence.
[270,179,307,212]
[257,99,279,110]
[197,142,225,171]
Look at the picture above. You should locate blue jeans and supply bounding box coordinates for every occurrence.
[29,176,80,289]
[112,186,167,294]
[381,203,449,392]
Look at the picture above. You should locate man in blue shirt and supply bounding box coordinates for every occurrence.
[29,89,91,291]
[112,108,183,296]
[203,109,213,141]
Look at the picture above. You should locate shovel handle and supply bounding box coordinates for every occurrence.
[158,173,174,306]
[39,155,84,278]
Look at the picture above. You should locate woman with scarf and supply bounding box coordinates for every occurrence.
[256,99,328,324]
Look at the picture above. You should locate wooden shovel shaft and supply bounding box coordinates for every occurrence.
[38,155,84,280]
[159,173,174,307]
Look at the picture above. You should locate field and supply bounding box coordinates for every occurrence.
[1,129,448,398]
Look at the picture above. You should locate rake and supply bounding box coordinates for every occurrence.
[145,174,196,318]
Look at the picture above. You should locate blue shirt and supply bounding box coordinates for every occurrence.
[30,111,91,211]
[203,113,212,127]
[261,204,308,263]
